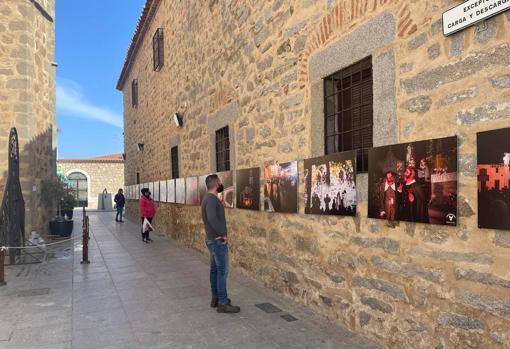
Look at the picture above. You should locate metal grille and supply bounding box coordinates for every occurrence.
[0,128,25,264]
[153,28,164,71]
[255,303,282,313]
[171,146,179,178]
[131,79,138,107]
[215,126,230,172]
[324,56,373,172]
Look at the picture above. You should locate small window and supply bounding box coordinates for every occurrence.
[153,28,164,71]
[136,172,140,184]
[171,146,179,178]
[215,126,230,172]
[131,79,138,108]
[324,56,373,172]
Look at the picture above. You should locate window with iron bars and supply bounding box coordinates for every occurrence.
[171,146,179,178]
[131,79,138,108]
[324,56,373,172]
[215,126,230,172]
[153,28,164,71]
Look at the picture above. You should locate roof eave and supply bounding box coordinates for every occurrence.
[116,0,163,91]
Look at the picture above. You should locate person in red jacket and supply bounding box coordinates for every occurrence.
[139,188,156,243]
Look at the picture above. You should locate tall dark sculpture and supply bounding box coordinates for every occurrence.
[0,128,25,264]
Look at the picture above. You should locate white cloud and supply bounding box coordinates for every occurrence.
[57,79,123,129]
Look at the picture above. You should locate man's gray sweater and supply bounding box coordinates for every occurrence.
[201,193,227,241]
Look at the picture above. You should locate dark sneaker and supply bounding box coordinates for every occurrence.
[115,219,119,222]
[211,297,231,308]
[146,238,153,243]
[119,220,125,223]
[217,303,240,313]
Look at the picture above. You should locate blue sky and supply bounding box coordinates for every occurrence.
[56,0,145,158]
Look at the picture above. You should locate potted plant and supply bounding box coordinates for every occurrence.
[60,191,76,219]
[41,177,74,237]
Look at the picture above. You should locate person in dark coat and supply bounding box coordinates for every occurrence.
[399,168,427,223]
[114,188,125,223]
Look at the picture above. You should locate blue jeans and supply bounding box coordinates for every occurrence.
[206,239,229,305]
[116,206,123,221]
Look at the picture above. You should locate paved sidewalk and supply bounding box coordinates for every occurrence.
[0,212,382,349]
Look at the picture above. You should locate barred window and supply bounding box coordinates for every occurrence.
[131,79,138,108]
[171,146,179,178]
[215,126,230,172]
[324,56,373,172]
[136,172,140,184]
[153,28,164,71]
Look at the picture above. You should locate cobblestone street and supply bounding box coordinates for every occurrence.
[0,211,381,349]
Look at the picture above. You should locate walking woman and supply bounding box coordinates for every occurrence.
[139,188,156,243]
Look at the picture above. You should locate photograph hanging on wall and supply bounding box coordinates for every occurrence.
[304,151,357,216]
[167,179,176,203]
[175,178,186,204]
[137,184,141,199]
[236,167,260,210]
[159,181,167,203]
[199,172,234,208]
[477,127,510,230]
[217,171,234,208]
[264,161,298,213]
[199,175,208,203]
[368,136,458,226]
[153,181,160,202]
[148,182,154,198]
[185,177,200,206]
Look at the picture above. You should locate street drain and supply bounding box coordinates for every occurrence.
[255,303,282,313]
[17,288,50,297]
[281,314,298,322]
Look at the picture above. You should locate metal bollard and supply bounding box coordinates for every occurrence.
[82,207,86,228]
[80,216,90,264]
[0,248,6,286]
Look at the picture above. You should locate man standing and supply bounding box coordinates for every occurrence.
[201,174,240,313]
[399,168,427,223]
[379,172,399,224]
[114,188,125,223]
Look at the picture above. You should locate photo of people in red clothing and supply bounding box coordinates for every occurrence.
[368,136,457,226]
[477,127,510,230]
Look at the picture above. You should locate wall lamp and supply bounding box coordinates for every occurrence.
[173,112,184,128]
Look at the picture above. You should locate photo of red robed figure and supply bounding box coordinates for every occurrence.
[368,136,458,226]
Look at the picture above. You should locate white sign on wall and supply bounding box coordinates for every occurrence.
[443,0,510,36]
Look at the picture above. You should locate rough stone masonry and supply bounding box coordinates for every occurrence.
[0,0,56,235]
[118,1,510,348]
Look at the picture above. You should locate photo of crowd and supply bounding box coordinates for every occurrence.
[236,167,260,210]
[264,161,298,213]
[477,127,510,230]
[304,151,357,216]
[368,136,457,226]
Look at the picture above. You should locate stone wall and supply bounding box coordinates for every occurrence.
[58,161,125,210]
[0,0,56,235]
[121,1,510,347]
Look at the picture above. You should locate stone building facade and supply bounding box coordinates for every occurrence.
[118,1,510,347]
[58,154,125,210]
[0,0,56,234]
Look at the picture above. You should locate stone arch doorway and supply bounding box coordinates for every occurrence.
[67,171,89,207]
